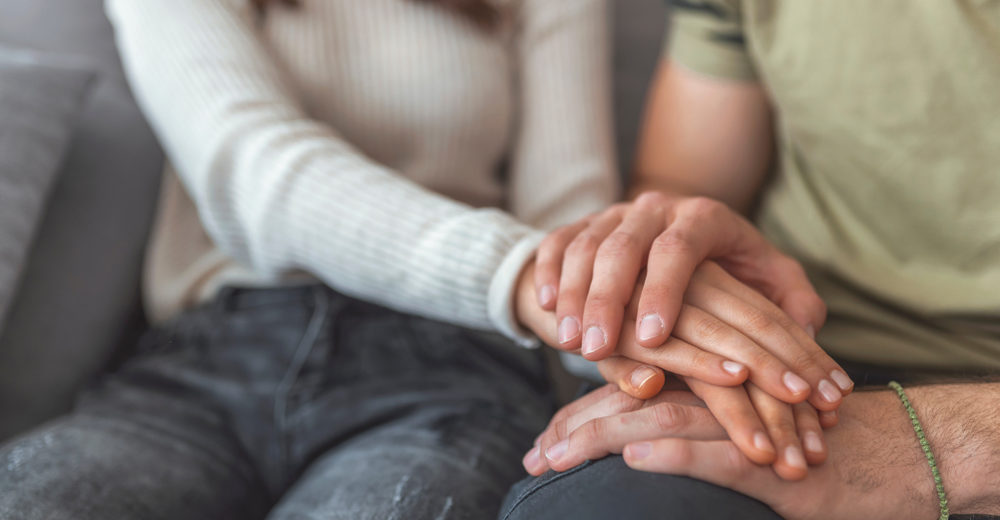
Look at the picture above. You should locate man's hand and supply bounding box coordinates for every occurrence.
[524,379,836,481]
[527,383,1000,519]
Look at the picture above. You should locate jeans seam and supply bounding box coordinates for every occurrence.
[501,462,592,520]
[273,286,330,483]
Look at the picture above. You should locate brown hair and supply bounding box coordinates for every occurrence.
[251,0,499,30]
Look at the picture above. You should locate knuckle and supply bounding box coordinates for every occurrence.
[652,228,696,257]
[578,418,607,444]
[693,315,729,343]
[597,231,640,260]
[744,307,779,336]
[681,196,724,220]
[634,191,668,211]
[610,392,644,414]
[651,403,687,432]
[567,233,602,257]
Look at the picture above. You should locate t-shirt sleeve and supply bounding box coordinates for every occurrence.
[665,0,757,81]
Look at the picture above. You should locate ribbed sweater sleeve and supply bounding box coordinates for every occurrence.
[106,0,614,346]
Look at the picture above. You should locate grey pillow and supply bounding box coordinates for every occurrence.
[0,46,95,331]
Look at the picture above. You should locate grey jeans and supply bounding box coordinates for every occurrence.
[0,285,554,520]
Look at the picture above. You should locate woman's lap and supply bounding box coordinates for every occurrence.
[0,285,553,520]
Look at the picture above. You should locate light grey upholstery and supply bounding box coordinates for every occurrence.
[0,0,164,440]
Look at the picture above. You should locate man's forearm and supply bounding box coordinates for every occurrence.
[908,382,1000,514]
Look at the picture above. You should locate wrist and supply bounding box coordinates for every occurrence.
[908,384,1000,515]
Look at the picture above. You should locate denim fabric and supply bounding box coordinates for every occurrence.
[0,285,554,520]
[501,378,1000,520]
[500,456,781,520]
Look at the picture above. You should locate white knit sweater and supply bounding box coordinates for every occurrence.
[106,0,617,346]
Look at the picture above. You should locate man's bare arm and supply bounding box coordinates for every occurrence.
[909,381,1000,514]
[631,60,775,213]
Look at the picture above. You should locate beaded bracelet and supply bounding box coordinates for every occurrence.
[888,381,950,520]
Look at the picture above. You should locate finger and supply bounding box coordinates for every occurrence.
[597,357,666,400]
[525,384,621,476]
[634,197,747,348]
[671,304,805,404]
[694,262,854,399]
[793,402,827,465]
[580,196,666,360]
[745,252,827,335]
[617,333,749,387]
[536,389,644,475]
[564,387,708,437]
[685,282,844,411]
[534,220,592,310]
[623,439,779,501]
[818,409,839,429]
[746,383,807,481]
[684,378,776,465]
[554,207,626,350]
[546,402,727,473]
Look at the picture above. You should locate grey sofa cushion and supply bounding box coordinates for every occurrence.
[0,0,164,440]
[0,47,94,332]
[611,0,667,177]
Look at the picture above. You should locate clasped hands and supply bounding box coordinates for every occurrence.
[514,192,855,481]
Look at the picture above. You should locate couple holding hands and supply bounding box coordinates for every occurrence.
[2,0,998,519]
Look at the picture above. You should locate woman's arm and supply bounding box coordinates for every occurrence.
[106,0,542,344]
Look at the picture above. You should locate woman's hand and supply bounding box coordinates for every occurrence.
[516,261,749,399]
[523,381,837,481]
[532,192,854,410]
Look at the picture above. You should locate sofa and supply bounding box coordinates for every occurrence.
[0,0,667,441]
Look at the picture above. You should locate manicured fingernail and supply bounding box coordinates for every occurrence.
[538,285,556,307]
[804,431,823,454]
[722,361,746,376]
[630,366,658,390]
[784,446,807,469]
[626,442,652,460]
[805,324,816,339]
[830,370,853,392]
[545,440,568,462]
[818,379,842,403]
[783,372,810,395]
[753,432,774,453]
[558,316,580,344]
[523,447,542,469]
[637,313,664,341]
[581,326,606,356]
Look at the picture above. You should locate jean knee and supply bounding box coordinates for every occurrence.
[500,456,783,520]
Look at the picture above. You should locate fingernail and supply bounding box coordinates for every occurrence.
[753,432,774,453]
[722,361,746,376]
[626,442,652,460]
[805,324,816,339]
[830,370,854,392]
[545,440,568,462]
[782,372,810,396]
[818,379,842,403]
[581,326,606,356]
[803,431,823,454]
[630,366,658,390]
[538,285,556,307]
[558,317,580,344]
[637,313,664,341]
[784,446,807,469]
[523,447,542,469]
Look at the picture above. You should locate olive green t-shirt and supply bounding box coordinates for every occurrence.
[667,0,1000,371]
